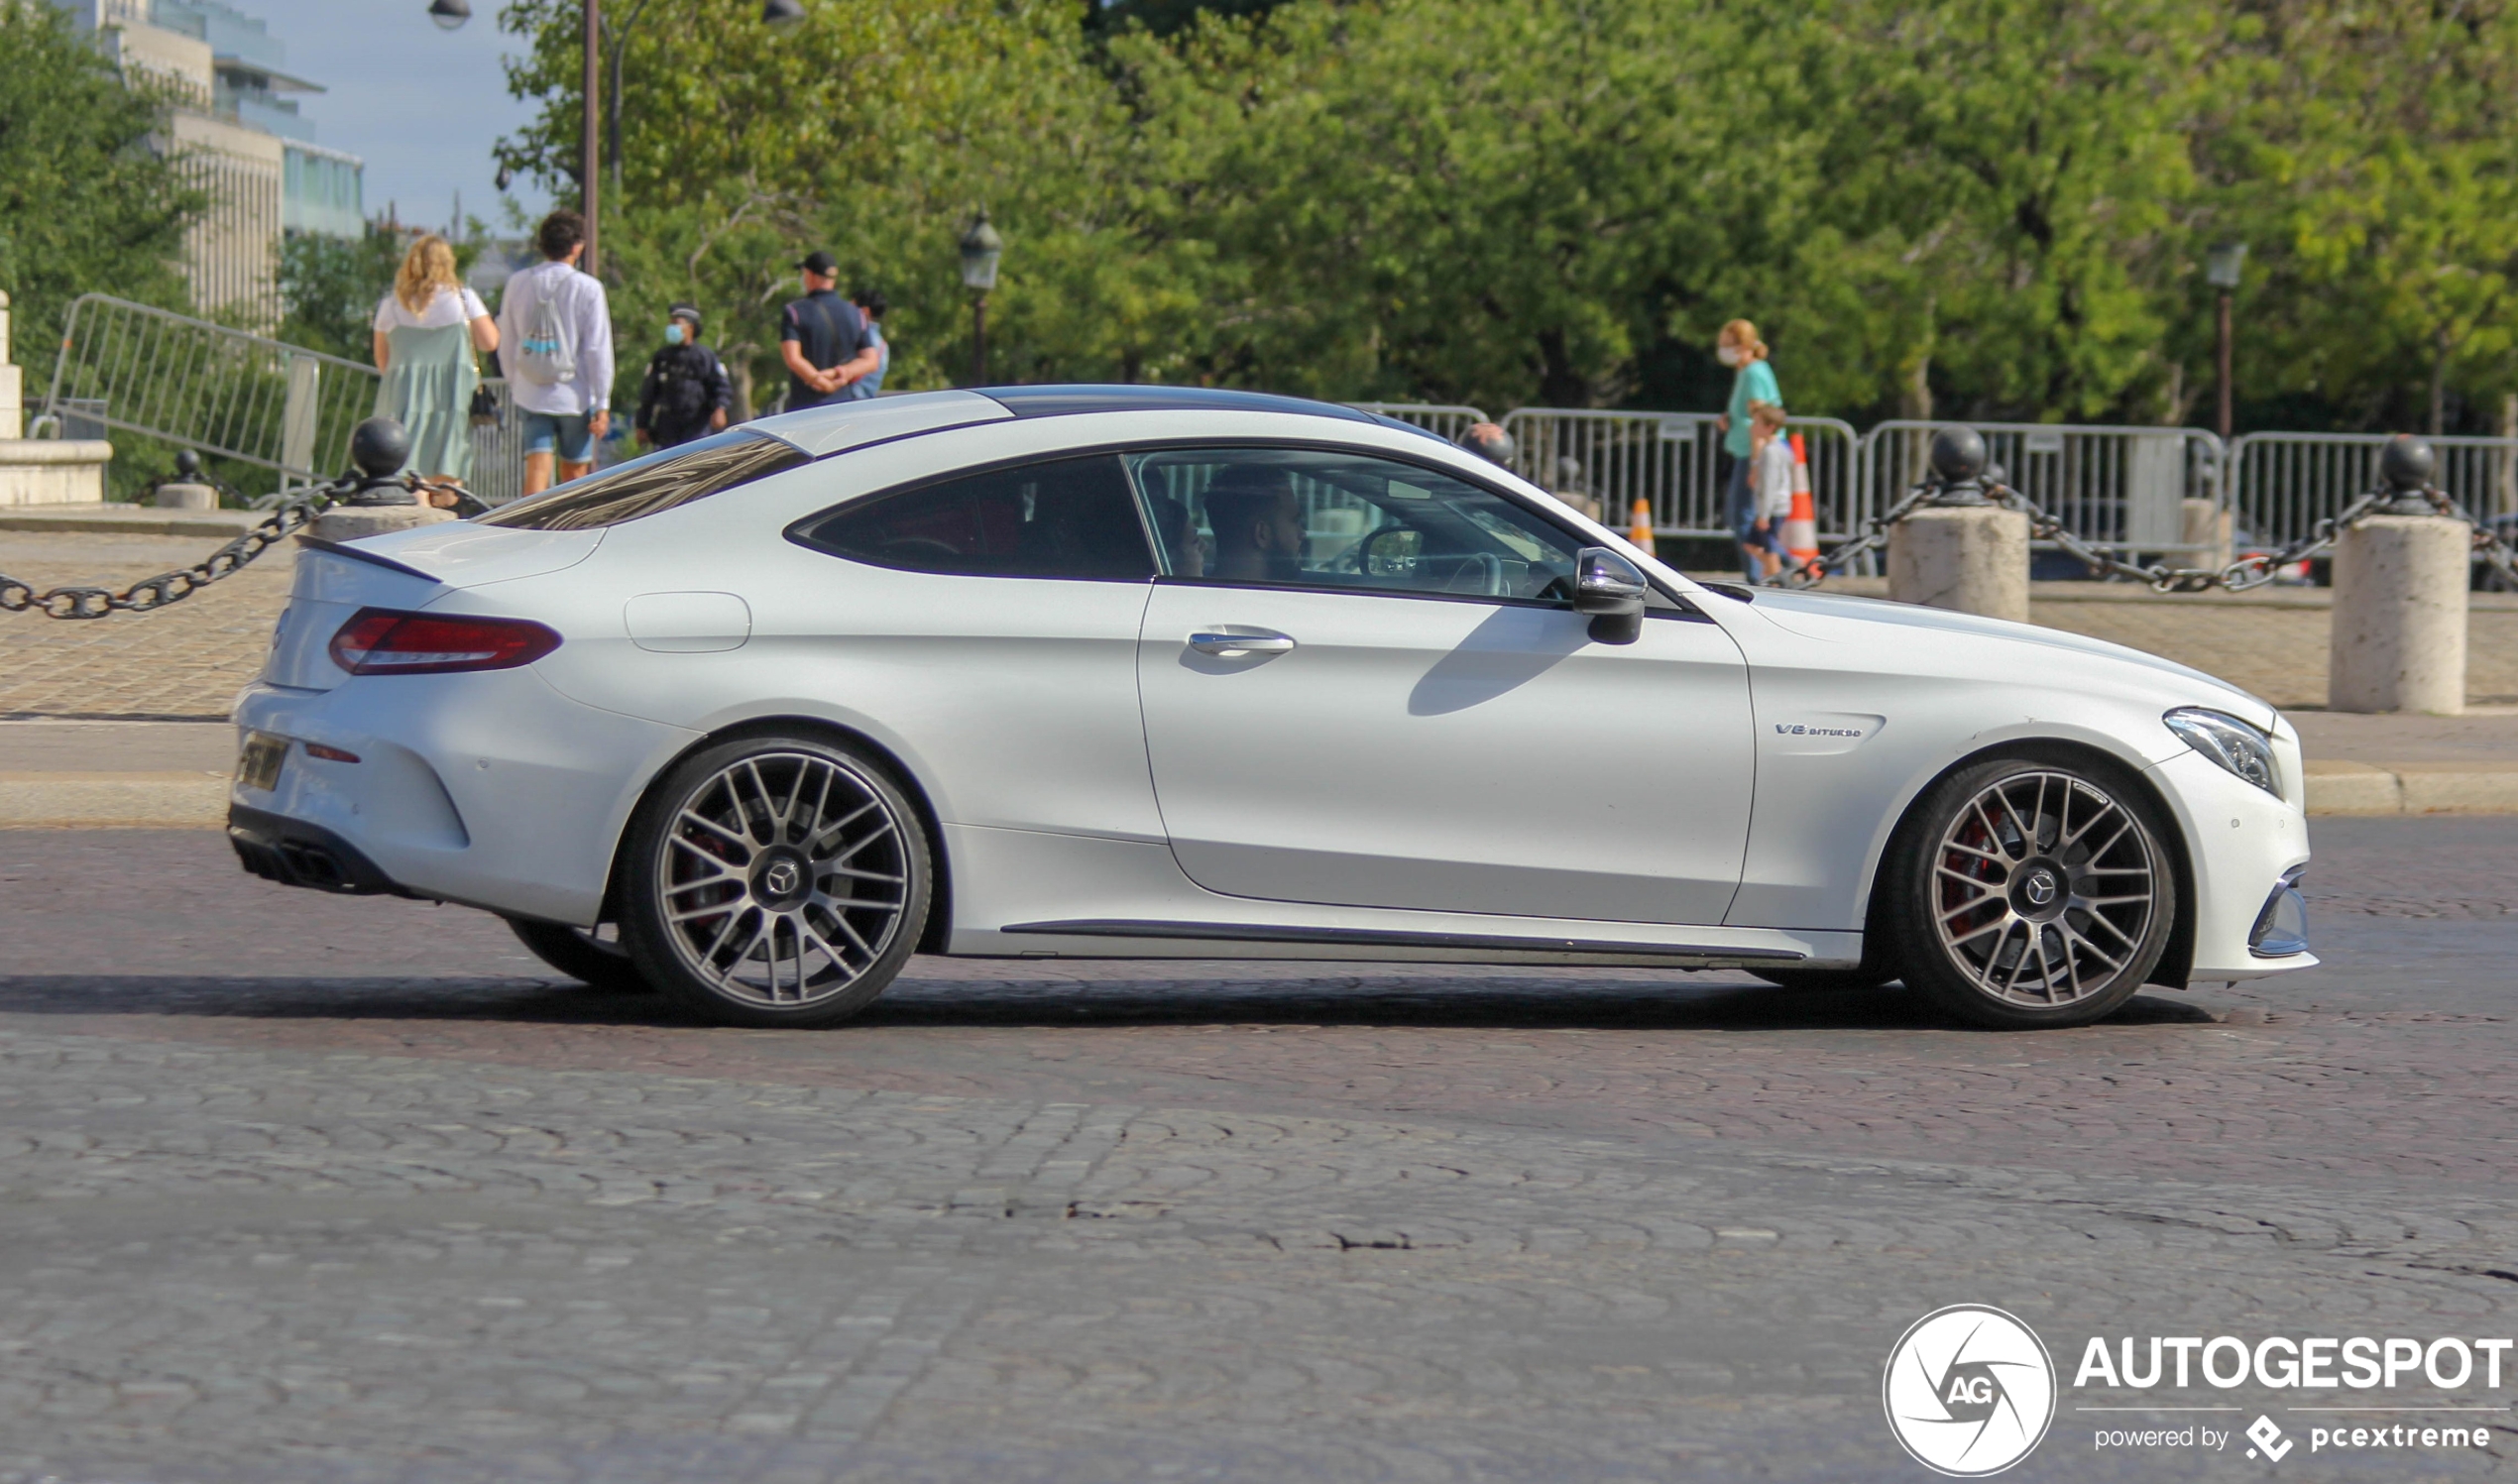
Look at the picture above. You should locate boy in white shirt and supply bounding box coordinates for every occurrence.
[1744,400,1794,583]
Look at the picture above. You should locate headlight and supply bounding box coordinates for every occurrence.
[2164,707,2280,796]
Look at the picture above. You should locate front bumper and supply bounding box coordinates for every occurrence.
[2143,746,2316,981]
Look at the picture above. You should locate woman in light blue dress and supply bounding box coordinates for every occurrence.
[373,235,499,501]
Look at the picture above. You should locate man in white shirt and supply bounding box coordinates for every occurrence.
[495,210,615,497]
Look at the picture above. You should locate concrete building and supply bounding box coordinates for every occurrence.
[53,0,365,322]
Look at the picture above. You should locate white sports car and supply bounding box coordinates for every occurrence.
[230,387,2314,1030]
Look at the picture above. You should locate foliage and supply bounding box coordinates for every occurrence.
[493,0,2518,432]
[277,229,410,364]
[0,2,202,382]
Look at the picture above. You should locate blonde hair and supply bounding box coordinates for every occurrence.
[1750,399,1789,430]
[1720,317,1768,362]
[394,235,461,316]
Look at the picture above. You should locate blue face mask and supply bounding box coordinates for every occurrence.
[664,323,687,345]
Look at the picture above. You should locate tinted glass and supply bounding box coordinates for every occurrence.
[794,453,1155,580]
[477,430,806,530]
[1130,447,1583,603]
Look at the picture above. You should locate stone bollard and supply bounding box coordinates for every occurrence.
[1888,506,2031,621]
[305,414,454,542]
[2329,435,2468,715]
[2180,497,2232,571]
[154,482,218,511]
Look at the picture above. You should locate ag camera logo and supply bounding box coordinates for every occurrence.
[1885,1305,2057,1475]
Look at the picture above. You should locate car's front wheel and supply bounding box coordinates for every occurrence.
[620,734,930,1028]
[1883,756,2175,1029]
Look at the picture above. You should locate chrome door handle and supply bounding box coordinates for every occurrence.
[1189,630,1296,656]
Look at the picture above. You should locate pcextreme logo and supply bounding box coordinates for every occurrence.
[1883,1305,2058,1476]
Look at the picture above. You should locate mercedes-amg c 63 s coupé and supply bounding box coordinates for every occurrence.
[229,387,2315,1029]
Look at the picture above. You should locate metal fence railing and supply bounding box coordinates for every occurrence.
[37,294,541,508]
[1858,420,2225,558]
[1344,402,1490,444]
[41,293,380,491]
[2231,431,2518,549]
[1494,409,1871,543]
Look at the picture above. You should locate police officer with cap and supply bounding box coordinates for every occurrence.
[634,303,735,449]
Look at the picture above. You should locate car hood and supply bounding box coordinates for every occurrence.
[1732,586,2280,731]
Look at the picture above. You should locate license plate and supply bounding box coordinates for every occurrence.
[236,732,287,791]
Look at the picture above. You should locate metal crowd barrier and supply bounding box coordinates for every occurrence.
[2231,431,2518,550]
[42,293,379,492]
[39,293,540,508]
[1492,408,1870,544]
[1343,401,1489,443]
[1859,420,2225,559]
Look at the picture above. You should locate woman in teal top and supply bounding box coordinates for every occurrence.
[373,235,499,505]
[1716,318,1782,582]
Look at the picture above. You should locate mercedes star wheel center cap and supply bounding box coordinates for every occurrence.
[2024,870,2057,906]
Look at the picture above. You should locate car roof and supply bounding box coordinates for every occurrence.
[746,385,1416,459]
[979,385,1378,423]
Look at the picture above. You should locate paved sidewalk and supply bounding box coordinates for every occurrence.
[3,523,2515,821]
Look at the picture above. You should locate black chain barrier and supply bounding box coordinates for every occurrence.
[1783,430,2518,595]
[0,420,485,621]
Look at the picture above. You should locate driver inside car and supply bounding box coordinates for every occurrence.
[1202,469,1309,584]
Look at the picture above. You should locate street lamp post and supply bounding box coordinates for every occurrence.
[2206,241,2246,445]
[959,209,1003,387]
[428,1,810,279]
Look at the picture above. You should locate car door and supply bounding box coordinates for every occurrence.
[784,450,1163,841]
[1131,445,1755,926]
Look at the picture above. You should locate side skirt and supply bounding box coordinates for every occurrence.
[1001,917,1805,964]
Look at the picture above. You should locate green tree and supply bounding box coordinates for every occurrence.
[277,228,408,363]
[2206,0,2518,433]
[0,2,203,380]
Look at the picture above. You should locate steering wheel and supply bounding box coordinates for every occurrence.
[1439,551,1506,596]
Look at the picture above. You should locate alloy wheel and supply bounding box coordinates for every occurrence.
[1928,769,2157,1008]
[651,750,912,1008]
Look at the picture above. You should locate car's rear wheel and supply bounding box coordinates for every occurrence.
[621,734,930,1028]
[1884,756,2175,1029]
[505,917,650,993]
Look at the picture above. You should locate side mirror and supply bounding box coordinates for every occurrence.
[1363,525,1422,577]
[1572,546,1647,644]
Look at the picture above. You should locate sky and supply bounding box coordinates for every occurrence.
[244,0,552,236]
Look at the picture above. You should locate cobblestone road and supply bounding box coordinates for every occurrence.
[0,821,2511,1481]
[5,530,2516,716]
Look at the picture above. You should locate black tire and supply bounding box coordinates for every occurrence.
[505,916,651,993]
[620,733,931,1029]
[1748,966,1896,992]
[1882,754,2176,1030]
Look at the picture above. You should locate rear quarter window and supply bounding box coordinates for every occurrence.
[476,431,807,530]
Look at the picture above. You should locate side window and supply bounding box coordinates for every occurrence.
[1129,448,1583,603]
[793,453,1155,581]
[478,430,806,530]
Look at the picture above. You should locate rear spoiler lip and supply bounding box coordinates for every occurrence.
[292,534,444,584]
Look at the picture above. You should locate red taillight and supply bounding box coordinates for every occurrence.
[328,608,562,676]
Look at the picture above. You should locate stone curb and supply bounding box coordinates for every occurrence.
[0,504,260,538]
[5,765,2516,831]
[2301,761,2518,816]
[0,772,229,828]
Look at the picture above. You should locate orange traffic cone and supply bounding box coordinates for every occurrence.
[1783,433,1820,568]
[1628,497,1657,557]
